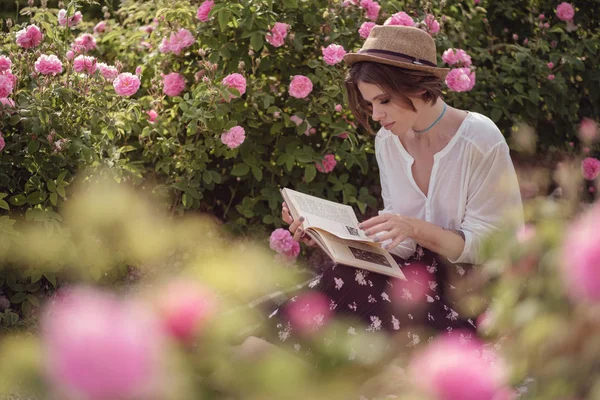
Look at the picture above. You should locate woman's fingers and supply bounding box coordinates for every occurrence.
[281,204,294,225]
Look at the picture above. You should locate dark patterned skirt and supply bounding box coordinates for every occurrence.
[266,246,478,358]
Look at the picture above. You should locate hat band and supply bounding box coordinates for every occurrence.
[357,49,437,68]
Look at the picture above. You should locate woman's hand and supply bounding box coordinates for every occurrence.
[282,202,316,247]
[358,214,415,250]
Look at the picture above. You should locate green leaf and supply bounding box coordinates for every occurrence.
[28,140,40,154]
[282,0,298,8]
[26,295,40,307]
[49,192,58,206]
[9,194,26,206]
[304,164,317,183]
[252,166,263,181]
[44,272,57,288]
[231,164,250,176]
[490,108,503,122]
[26,191,46,205]
[250,32,264,51]
[10,292,27,304]
[47,179,56,192]
[0,200,8,210]
[218,9,230,31]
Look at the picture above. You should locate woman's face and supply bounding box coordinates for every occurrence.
[357,81,420,136]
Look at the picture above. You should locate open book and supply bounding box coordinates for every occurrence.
[281,188,406,280]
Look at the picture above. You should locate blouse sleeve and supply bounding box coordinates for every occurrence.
[448,141,523,264]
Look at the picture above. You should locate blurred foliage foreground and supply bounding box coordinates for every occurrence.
[1,175,600,400]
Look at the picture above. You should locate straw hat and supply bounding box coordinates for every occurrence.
[344,25,449,80]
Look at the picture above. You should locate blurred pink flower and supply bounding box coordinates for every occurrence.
[582,157,600,180]
[337,132,349,139]
[221,73,247,99]
[57,9,82,27]
[221,125,246,149]
[197,0,215,22]
[158,280,217,343]
[73,33,97,52]
[539,13,545,20]
[0,56,12,72]
[285,291,332,334]
[290,114,311,135]
[579,118,598,142]
[96,63,119,81]
[93,21,107,33]
[316,154,337,173]
[289,75,313,98]
[0,75,14,98]
[135,66,142,76]
[516,224,536,243]
[442,48,471,67]
[424,14,440,34]
[561,203,600,302]
[365,1,381,21]
[322,44,347,65]
[556,2,575,21]
[512,33,519,41]
[548,74,555,81]
[113,72,141,97]
[162,72,186,97]
[266,22,289,47]
[358,22,376,39]
[384,11,415,27]
[269,228,301,259]
[34,54,63,76]
[159,29,195,55]
[335,104,343,112]
[65,50,75,60]
[41,287,165,400]
[73,55,97,74]
[547,62,554,69]
[445,68,476,92]
[146,109,157,123]
[15,24,43,49]
[0,97,15,109]
[409,334,509,400]
[474,0,480,3]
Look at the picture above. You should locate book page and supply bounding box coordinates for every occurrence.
[282,188,372,242]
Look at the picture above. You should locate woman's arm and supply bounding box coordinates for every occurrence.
[358,214,465,261]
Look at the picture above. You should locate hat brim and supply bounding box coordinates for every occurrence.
[343,53,449,80]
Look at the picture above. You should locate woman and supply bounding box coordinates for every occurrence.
[253,25,523,360]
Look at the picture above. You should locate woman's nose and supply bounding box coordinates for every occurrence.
[371,106,385,122]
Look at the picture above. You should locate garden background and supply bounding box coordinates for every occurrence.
[0,0,600,399]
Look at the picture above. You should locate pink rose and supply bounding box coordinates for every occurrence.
[41,287,165,400]
[547,62,554,69]
[289,115,311,135]
[96,63,119,81]
[445,68,476,92]
[196,0,215,22]
[15,24,43,49]
[34,54,63,76]
[284,292,332,334]
[365,1,381,21]
[409,334,509,400]
[65,50,75,60]
[162,72,186,97]
[73,33,97,52]
[220,125,246,149]
[442,48,471,67]
[146,109,158,123]
[582,157,600,180]
[384,11,415,27]
[289,75,313,99]
[94,21,107,33]
[135,66,142,76]
[159,29,195,55]
[579,118,598,143]
[556,2,575,21]
[0,56,12,72]
[539,14,546,20]
[322,44,347,66]
[561,203,600,302]
[0,74,14,98]
[0,132,4,152]
[0,97,16,110]
[266,22,289,48]
[269,228,301,259]
[73,55,97,74]
[221,73,247,99]
[548,74,555,81]
[358,21,376,39]
[113,72,141,97]
[335,104,342,112]
[158,280,216,343]
[316,154,337,173]
[424,14,440,34]
[57,9,82,27]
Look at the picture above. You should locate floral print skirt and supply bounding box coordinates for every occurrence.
[266,246,478,359]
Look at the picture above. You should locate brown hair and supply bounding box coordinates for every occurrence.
[344,62,443,134]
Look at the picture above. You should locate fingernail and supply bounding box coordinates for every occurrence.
[358,224,363,229]
[364,230,370,236]
[299,216,305,222]
[373,237,379,243]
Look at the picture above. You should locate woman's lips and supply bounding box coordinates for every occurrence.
[384,122,395,130]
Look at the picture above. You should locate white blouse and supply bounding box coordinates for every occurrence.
[375,112,523,264]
